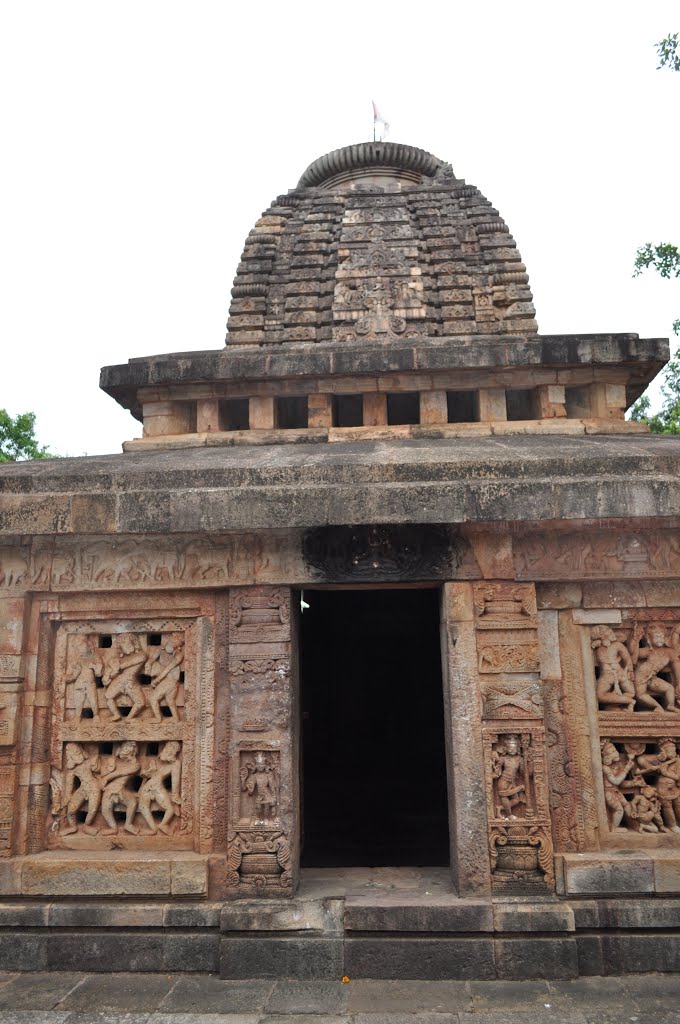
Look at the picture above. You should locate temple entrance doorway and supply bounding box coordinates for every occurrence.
[300,587,449,867]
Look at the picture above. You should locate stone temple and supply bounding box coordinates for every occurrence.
[2,140,680,979]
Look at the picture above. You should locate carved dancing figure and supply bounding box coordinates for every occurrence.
[100,741,140,835]
[138,741,181,834]
[591,626,636,710]
[628,623,680,713]
[65,640,103,720]
[102,635,147,721]
[60,742,102,835]
[145,636,184,721]
[644,739,680,833]
[241,752,277,821]
[601,740,641,830]
[492,735,528,819]
[628,786,666,833]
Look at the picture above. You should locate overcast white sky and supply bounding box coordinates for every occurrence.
[1,1,679,456]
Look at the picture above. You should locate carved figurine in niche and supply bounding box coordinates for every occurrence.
[241,751,278,821]
[600,740,640,830]
[145,636,184,721]
[628,623,680,713]
[66,639,104,720]
[591,626,636,711]
[628,786,666,833]
[55,742,102,835]
[100,741,140,836]
[492,735,532,819]
[636,738,680,833]
[102,635,147,720]
[138,740,181,834]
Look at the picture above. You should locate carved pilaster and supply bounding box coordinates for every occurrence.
[226,586,298,897]
[473,583,554,893]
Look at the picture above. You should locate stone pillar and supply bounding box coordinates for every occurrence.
[308,394,332,428]
[440,583,491,896]
[0,592,25,859]
[363,393,387,426]
[420,390,448,425]
[226,586,299,897]
[476,389,507,422]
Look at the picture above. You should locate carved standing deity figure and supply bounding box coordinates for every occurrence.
[138,741,181,835]
[59,742,102,835]
[241,752,278,821]
[65,640,104,720]
[636,739,680,833]
[601,740,641,830]
[492,735,530,819]
[100,741,140,835]
[628,623,680,713]
[145,636,184,721]
[591,626,636,710]
[102,635,147,721]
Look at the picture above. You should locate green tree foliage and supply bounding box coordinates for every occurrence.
[0,410,54,462]
[629,35,679,432]
[657,32,680,71]
[630,357,680,433]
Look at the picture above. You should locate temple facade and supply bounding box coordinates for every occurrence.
[2,142,680,978]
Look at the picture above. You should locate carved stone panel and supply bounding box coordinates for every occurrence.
[483,727,554,892]
[473,583,554,892]
[585,608,680,849]
[227,587,297,897]
[46,617,213,851]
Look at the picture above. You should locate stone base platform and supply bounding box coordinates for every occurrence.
[1,866,680,979]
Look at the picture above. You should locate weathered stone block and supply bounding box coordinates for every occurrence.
[536,583,582,609]
[0,859,21,896]
[48,901,163,928]
[345,937,495,980]
[220,936,344,979]
[22,855,171,897]
[492,902,574,933]
[46,932,165,972]
[344,900,493,933]
[0,933,48,971]
[494,936,578,979]
[582,582,646,608]
[162,933,220,972]
[558,853,655,896]
[572,608,622,625]
[222,898,343,933]
[653,854,680,893]
[171,856,208,896]
[600,934,680,974]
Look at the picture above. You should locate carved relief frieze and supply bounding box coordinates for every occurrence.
[473,583,537,629]
[0,764,16,852]
[46,618,210,851]
[1,534,305,594]
[515,531,680,580]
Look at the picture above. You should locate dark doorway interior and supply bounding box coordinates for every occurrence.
[300,588,449,867]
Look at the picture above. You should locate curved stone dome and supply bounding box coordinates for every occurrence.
[227,142,537,345]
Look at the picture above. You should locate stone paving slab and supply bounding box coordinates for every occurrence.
[348,982,471,1013]
[56,976,177,1013]
[158,980,274,1015]
[4,973,680,1022]
[265,981,349,1014]
[0,974,86,1010]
